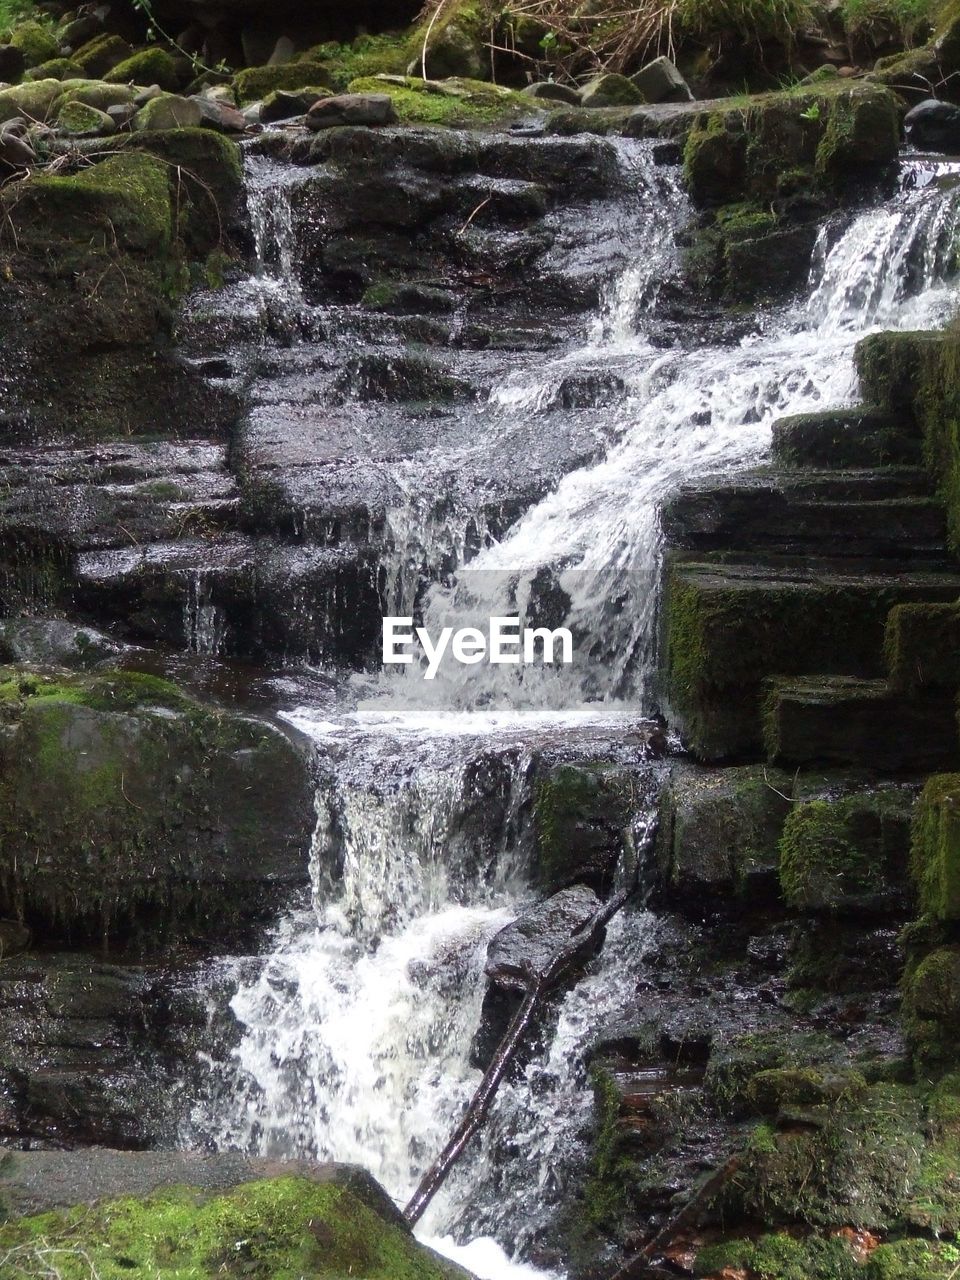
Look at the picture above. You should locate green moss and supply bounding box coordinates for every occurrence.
[104,47,181,91]
[704,1030,840,1115]
[886,602,960,692]
[56,98,109,134]
[677,0,815,41]
[694,1232,862,1280]
[778,790,912,911]
[233,60,334,105]
[902,945,960,1067]
[0,1177,448,1279]
[53,79,138,113]
[866,1239,960,1280]
[70,33,130,78]
[0,77,61,123]
[9,19,57,67]
[911,775,960,922]
[23,56,83,81]
[533,763,631,892]
[344,75,528,126]
[306,34,411,91]
[579,1066,635,1232]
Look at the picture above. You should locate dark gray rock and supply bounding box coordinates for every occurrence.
[486,885,602,990]
[904,98,960,152]
[0,45,26,84]
[522,81,580,105]
[261,87,325,122]
[632,55,694,104]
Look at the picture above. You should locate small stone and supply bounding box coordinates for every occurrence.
[134,93,204,131]
[579,72,646,108]
[106,101,136,129]
[133,83,163,107]
[268,36,296,67]
[261,88,328,123]
[521,81,580,105]
[0,46,26,84]
[202,84,236,105]
[631,55,693,104]
[58,99,115,136]
[838,65,861,76]
[905,98,960,152]
[306,92,398,130]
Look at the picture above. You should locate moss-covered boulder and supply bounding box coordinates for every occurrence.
[902,946,960,1066]
[0,1174,449,1280]
[233,60,335,104]
[345,75,528,127]
[857,329,960,555]
[778,787,915,914]
[23,56,84,81]
[532,762,633,893]
[57,99,114,136]
[0,77,62,124]
[53,78,139,114]
[683,200,818,303]
[886,601,960,692]
[910,775,960,921]
[683,82,899,206]
[704,1029,842,1117]
[0,667,314,947]
[580,72,645,107]
[71,33,133,78]
[656,763,791,903]
[104,46,182,92]
[9,21,58,69]
[134,92,204,131]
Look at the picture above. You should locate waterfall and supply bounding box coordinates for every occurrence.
[191,144,960,1279]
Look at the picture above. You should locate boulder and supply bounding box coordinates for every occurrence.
[485,885,602,990]
[71,34,134,78]
[417,19,485,80]
[0,79,61,125]
[8,22,58,69]
[632,55,693,104]
[532,762,633,892]
[904,97,960,152]
[580,72,645,107]
[232,60,334,105]
[23,56,84,82]
[902,946,960,1066]
[104,47,182,93]
[57,99,115,136]
[306,91,397,129]
[134,93,205,131]
[522,80,580,104]
[190,94,247,132]
[260,87,328,121]
[0,44,25,84]
[0,127,35,167]
[0,618,132,668]
[54,79,139,113]
[0,666,315,946]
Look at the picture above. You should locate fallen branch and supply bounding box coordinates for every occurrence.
[403,814,658,1227]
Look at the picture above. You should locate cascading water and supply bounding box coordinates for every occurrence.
[192,141,960,1278]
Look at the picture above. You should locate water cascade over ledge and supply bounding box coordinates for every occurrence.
[188,138,960,1277]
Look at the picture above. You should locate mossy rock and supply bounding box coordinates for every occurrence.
[9,20,58,68]
[694,1232,863,1280]
[104,47,182,93]
[233,59,334,105]
[304,34,410,91]
[0,77,61,123]
[865,1239,960,1280]
[345,75,528,127]
[0,666,314,947]
[53,79,138,115]
[23,57,83,81]
[71,33,132,78]
[134,92,203,132]
[886,601,960,692]
[746,1066,867,1115]
[580,72,645,107]
[407,0,489,80]
[656,762,791,902]
[911,774,960,921]
[533,762,633,893]
[857,328,960,555]
[682,83,899,206]
[778,787,914,913]
[0,1176,449,1279]
[704,1029,842,1116]
[902,945,960,1066]
[57,98,112,135]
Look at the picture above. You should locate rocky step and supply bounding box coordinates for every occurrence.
[660,467,946,559]
[762,675,960,771]
[771,407,922,470]
[663,558,960,760]
[73,536,381,665]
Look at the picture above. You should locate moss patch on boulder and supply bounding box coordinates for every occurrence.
[902,946,960,1066]
[345,75,528,126]
[533,762,633,893]
[9,19,57,68]
[104,46,182,92]
[233,60,334,104]
[911,774,960,921]
[0,666,314,948]
[0,1176,448,1279]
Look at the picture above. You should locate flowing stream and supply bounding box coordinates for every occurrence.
[192,139,960,1276]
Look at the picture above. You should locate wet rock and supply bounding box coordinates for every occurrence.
[486,885,603,991]
[0,666,315,947]
[631,56,693,104]
[307,92,398,130]
[261,87,327,122]
[0,45,25,84]
[134,93,204,130]
[580,72,645,108]
[909,774,960,921]
[522,81,580,105]
[904,97,960,152]
[771,407,922,469]
[0,617,133,668]
[533,763,633,894]
[902,946,960,1066]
